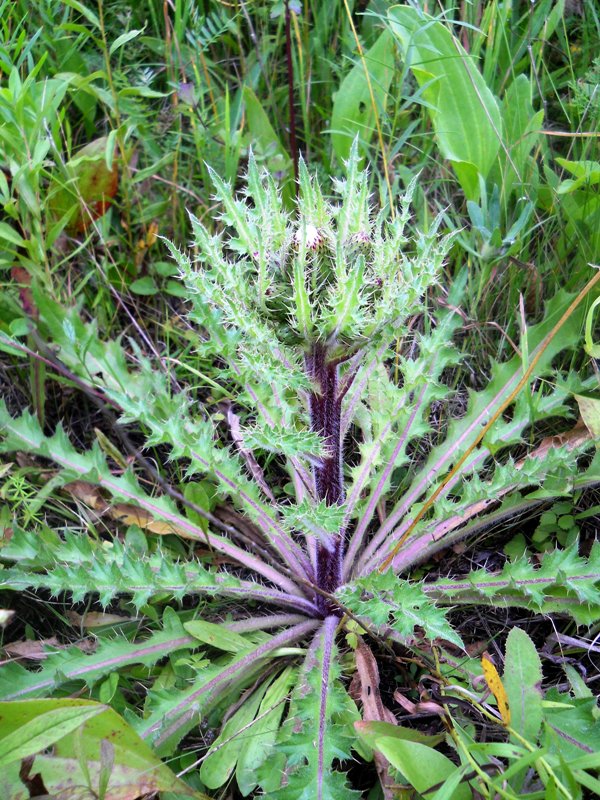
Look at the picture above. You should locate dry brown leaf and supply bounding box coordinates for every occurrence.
[3,637,97,661]
[393,689,445,718]
[516,420,591,466]
[67,611,134,629]
[3,637,61,660]
[64,480,188,538]
[355,640,396,799]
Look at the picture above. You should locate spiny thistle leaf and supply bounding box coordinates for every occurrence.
[424,542,600,624]
[270,616,361,800]
[0,526,312,613]
[338,572,464,649]
[0,622,195,701]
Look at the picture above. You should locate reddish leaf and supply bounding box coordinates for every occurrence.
[51,137,119,233]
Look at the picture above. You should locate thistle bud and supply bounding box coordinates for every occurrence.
[294,223,322,250]
[352,230,371,247]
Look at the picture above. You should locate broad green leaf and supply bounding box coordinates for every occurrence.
[388,6,502,200]
[129,276,158,295]
[243,86,291,179]
[0,702,103,766]
[490,74,543,201]
[354,719,444,748]
[584,295,600,358]
[375,738,471,800]
[200,681,270,789]
[556,159,600,194]
[503,627,543,743]
[61,0,100,28]
[0,222,25,247]
[236,666,296,795]
[0,699,205,798]
[183,620,252,653]
[183,481,213,533]
[542,689,600,761]
[330,30,395,162]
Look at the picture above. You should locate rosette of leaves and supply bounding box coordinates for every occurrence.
[1,143,600,798]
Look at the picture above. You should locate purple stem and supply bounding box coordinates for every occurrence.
[316,616,338,800]
[306,344,344,606]
[226,613,309,633]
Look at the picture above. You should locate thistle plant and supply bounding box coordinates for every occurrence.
[1,145,600,798]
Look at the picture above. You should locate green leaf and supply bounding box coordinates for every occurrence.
[243,86,291,178]
[272,618,360,800]
[0,625,195,701]
[109,28,143,56]
[425,542,600,625]
[129,275,158,296]
[0,222,25,247]
[330,30,396,162]
[491,74,543,201]
[354,720,444,749]
[0,702,103,767]
[503,627,543,744]
[0,700,205,798]
[183,620,252,653]
[388,6,502,200]
[200,681,270,789]
[542,687,600,761]
[584,295,600,358]
[339,573,464,649]
[129,276,159,295]
[236,667,296,795]
[375,738,471,800]
[555,159,600,193]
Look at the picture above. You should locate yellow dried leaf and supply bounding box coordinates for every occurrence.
[111,504,180,535]
[63,481,199,539]
[146,220,159,247]
[481,652,511,726]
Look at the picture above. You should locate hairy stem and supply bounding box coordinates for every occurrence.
[306,344,344,606]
